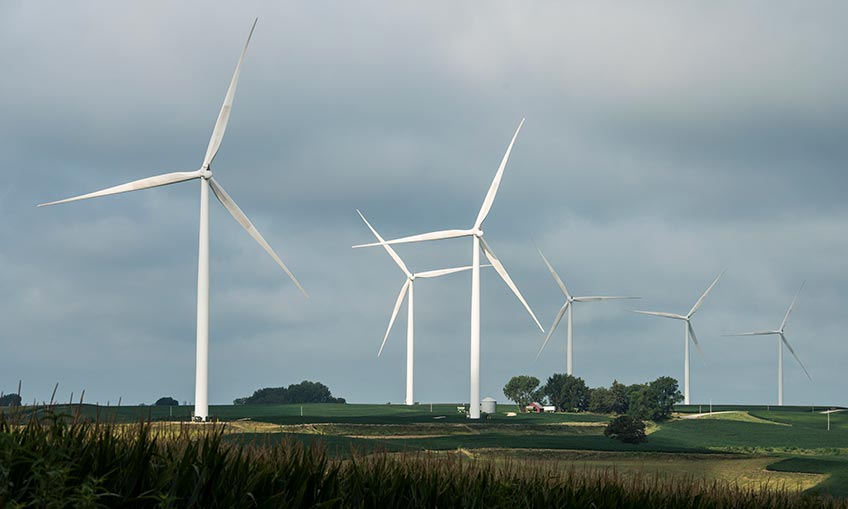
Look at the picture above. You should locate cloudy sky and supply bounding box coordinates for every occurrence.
[2,2,846,408]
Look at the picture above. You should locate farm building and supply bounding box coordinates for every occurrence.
[525,402,556,413]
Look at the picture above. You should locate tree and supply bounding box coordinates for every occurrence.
[0,393,21,407]
[610,380,630,414]
[155,397,179,406]
[626,384,653,421]
[626,377,682,421]
[502,376,542,412]
[234,380,346,405]
[604,415,647,444]
[543,374,589,412]
[647,376,683,421]
[588,387,615,414]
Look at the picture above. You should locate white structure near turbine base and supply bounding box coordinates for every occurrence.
[38,20,307,422]
[631,270,724,405]
[355,210,480,406]
[354,119,544,419]
[536,250,638,375]
[723,282,811,406]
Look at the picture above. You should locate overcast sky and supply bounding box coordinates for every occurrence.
[2,1,846,408]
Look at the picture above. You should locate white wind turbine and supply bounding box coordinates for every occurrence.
[631,270,724,405]
[38,20,307,422]
[353,119,544,419]
[356,210,483,406]
[723,282,811,406]
[536,250,639,375]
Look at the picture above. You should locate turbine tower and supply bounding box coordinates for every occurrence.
[353,119,544,419]
[631,270,724,405]
[723,282,811,405]
[536,250,638,375]
[39,20,307,422]
[356,210,479,405]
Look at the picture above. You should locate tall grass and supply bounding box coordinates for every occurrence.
[1,408,845,508]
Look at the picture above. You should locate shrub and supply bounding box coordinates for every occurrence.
[604,415,647,444]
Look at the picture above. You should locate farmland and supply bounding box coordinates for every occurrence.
[7,401,847,500]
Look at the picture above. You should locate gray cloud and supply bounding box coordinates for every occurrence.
[1,1,846,408]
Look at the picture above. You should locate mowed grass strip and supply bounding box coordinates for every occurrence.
[444,449,826,493]
[768,456,848,498]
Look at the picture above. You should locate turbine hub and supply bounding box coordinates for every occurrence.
[201,169,212,179]
[473,228,484,238]
[409,274,416,281]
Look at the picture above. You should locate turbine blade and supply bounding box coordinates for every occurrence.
[688,269,726,317]
[721,330,778,337]
[202,18,258,168]
[536,302,568,360]
[378,279,410,357]
[208,177,307,298]
[688,321,705,360]
[480,238,544,332]
[781,334,812,380]
[780,281,805,331]
[473,118,525,229]
[352,229,470,248]
[573,296,640,302]
[629,310,687,320]
[416,266,474,278]
[538,249,570,299]
[356,210,411,277]
[38,171,200,207]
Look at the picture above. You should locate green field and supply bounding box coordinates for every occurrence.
[6,402,848,497]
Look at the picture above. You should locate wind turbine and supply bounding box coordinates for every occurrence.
[38,20,307,422]
[356,210,484,405]
[536,250,639,375]
[353,119,544,419]
[723,282,811,406]
[631,270,724,405]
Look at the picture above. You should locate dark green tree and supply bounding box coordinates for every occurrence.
[610,380,630,414]
[543,374,589,412]
[647,376,683,421]
[626,384,653,420]
[625,377,682,421]
[588,387,615,414]
[155,397,179,406]
[604,415,647,444]
[502,375,542,412]
[234,380,346,405]
[0,393,22,407]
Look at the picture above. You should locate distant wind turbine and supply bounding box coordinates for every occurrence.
[38,20,307,422]
[631,270,725,405]
[353,119,544,419]
[356,210,483,405]
[536,250,639,375]
[723,282,811,406]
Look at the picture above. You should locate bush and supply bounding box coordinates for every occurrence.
[154,396,179,406]
[604,415,647,444]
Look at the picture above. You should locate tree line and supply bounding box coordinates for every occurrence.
[503,374,683,421]
[234,380,346,405]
